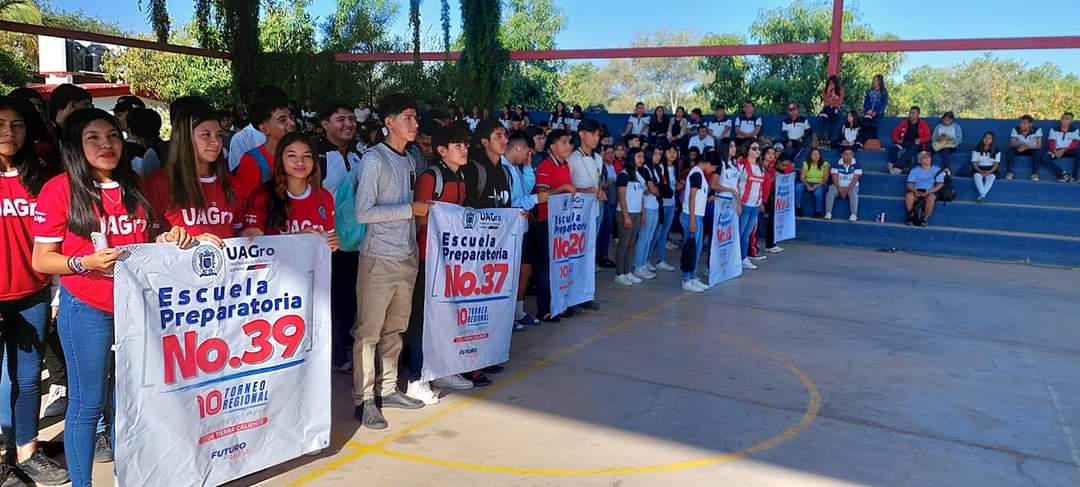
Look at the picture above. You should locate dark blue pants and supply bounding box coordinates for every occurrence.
[405,266,426,382]
[794,182,826,215]
[331,251,359,368]
[889,142,921,170]
[597,200,616,260]
[0,288,48,447]
[530,222,553,318]
[57,287,114,487]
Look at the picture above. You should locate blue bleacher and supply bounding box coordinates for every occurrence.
[529,110,1080,268]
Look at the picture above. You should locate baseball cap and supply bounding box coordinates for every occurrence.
[114,95,145,113]
[772,142,784,151]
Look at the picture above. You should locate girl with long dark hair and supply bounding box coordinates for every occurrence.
[144,105,238,248]
[31,109,191,487]
[836,110,863,152]
[614,148,646,286]
[795,148,830,217]
[649,106,668,148]
[0,96,69,485]
[632,148,661,280]
[970,131,1000,201]
[818,75,845,145]
[647,145,677,271]
[862,74,888,139]
[242,131,339,249]
[549,101,567,129]
[736,140,766,270]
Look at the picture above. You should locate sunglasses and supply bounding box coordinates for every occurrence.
[750,146,760,151]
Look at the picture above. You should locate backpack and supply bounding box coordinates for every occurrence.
[936,168,956,203]
[473,161,514,206]
[334,163,367,252]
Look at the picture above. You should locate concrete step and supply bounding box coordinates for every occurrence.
[848,173,1080,208]
[794,217,1080,268]
[805,194,1080,237]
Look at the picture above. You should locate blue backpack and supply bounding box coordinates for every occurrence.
[334,165,367,252]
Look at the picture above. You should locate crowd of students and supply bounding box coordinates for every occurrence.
[0,70,1076,485]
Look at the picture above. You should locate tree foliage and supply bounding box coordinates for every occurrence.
[100,26,231,105]
[457,0,506,108]
[501,0,564,109]
[694,33,750,110]
[439,0,450,55]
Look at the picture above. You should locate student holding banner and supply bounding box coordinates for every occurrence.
[144,103,239,247]
[737,141,767,270]
[533,129,577,322]
[31,108,193,487]
[763,147,795,255]
[351,94,431,430]
[0,96,69,486]
[502,131,543,329]
[404,125,472,405]
[566,119,605,312]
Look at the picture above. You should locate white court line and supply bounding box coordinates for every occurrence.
[1028,349,1080,471]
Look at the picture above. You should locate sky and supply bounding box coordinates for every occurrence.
[52,0,1080,77]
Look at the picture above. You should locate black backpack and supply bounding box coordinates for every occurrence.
[936,168,956,203]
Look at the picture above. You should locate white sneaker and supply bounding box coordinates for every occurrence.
[682,280,704,293]
[626,272,643,283]
[433,374,474,391]
[824,212,832,220]
[742,258,758,270]
[848,214,858,222]
[749,254,767,261]
[690,278,709,291]
[656,261,676,271]
[665,241,678,250]
[634,267,656,280]
[406,381,439,405]
[646,263,656,272]
[614,274,634,286]
[766,246,784,254]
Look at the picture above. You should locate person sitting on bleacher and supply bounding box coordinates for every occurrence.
[932,112,963,173]
[1004,115,1044,181]
[888,106,930,175]
[780,102,812,162]
[905,151,945,227]
[835,110,864,153]
[825,146,860,222]
[970,131,1000,202]
[688,125,715,155]
[1046,112,1078,183]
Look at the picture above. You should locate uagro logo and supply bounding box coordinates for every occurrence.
[210,442,249,461]
[226,244,276,260]
[192,245,224,277]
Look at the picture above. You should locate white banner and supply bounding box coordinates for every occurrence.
[547,193,597,316]
[708,197,743,287]
[422,203,526,382]
[113,235,331,487]
[774,172,796,242]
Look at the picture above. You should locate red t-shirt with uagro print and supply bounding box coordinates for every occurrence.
[33,174,150,313]
[143,171,242,238]
[0,170,49,300]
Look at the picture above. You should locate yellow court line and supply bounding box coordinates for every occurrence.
[286,294,690,486]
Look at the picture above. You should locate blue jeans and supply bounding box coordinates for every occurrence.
[739,205,761,259]
[651,204,675,265]
[57,287,114,487]
[597,201,616,260]
[794,182,826,214]
[634,207,660,269]
[679,212,705,281]
[0,288,48,447]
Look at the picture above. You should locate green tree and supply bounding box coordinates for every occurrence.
[0,0,42,24]
[501,0,564,109]
[439,0,450,55]
[321,0,402,103]
[695,33,750,110]
[141,0,169,43]
[0,0,41,89]
[555,62,602,109]
[746,0,904,113]
[582,31,706,113]
[457,0,506,108]
[101,26,232,105]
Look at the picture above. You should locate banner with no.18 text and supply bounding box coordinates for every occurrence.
[708,197,743,287]
[547,193,598,315]
[422,203,526,382]
[774,172,796,242]
[113,235,331,487]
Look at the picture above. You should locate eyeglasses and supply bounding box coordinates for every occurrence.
[750,146,760,151]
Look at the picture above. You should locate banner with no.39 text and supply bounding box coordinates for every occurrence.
[547,193,598,315]
[422,203,527,382]
[113,235,331,487]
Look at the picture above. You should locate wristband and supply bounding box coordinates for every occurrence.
[69,256,88,275]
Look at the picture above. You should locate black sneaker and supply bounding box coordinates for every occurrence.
[0,465,28,487]
[582,300,601,311]
[355,402,387,430]
[541,314,561,323]
[16,452,68,486]
[378,391,425,410]
[93,431,113,463]
[466,371,493,387]
[482,365,504,374]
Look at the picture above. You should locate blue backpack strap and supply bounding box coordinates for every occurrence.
[244,147,272,182]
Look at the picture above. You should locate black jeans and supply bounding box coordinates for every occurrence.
[889,142,920,170]
[529,222,553,318]
[1046,149,1079,178]
[1004,147,1044,177]
[331,250,359,367]
[763,193,778,249]
[404,267,425,382]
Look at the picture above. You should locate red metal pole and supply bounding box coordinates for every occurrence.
[827,0,844,76]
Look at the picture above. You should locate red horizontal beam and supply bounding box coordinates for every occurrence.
[336,35,1080,63]
[840,36,1080,53]
[0,20,231,59]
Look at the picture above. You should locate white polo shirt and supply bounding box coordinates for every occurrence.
[626,115,650,135]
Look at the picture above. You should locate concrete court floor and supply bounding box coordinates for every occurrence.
[92,243,1080,486]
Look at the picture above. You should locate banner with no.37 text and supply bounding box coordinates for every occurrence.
[113,235,331,487]
[422,203,527,382]
[774,172,797,243]
[547,193,598,315]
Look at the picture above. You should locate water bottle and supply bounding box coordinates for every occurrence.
[876,212,886,223]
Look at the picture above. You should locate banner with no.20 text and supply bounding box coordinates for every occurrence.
[547,193,598,315]
[113,235,331,487]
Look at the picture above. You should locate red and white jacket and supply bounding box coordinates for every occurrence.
[1048,124,1080,153]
